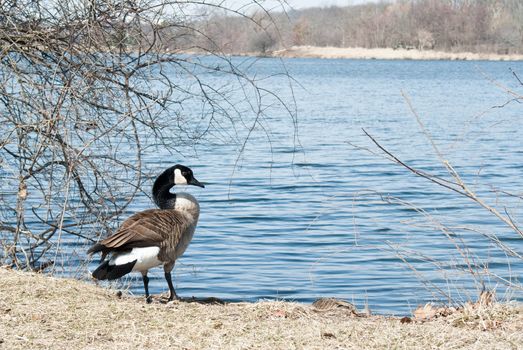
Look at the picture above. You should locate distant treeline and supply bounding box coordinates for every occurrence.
[179,0,523,54]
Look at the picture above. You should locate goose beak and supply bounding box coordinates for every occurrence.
[189,177,205,188]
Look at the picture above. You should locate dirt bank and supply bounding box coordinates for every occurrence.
[0,267,521,349]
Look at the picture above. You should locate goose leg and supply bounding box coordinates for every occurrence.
[164,262,178,301]
[142,273,152,304]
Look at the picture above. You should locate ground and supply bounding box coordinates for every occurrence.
[0,267,521,349]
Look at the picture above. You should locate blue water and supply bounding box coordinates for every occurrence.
[80,58,522,315]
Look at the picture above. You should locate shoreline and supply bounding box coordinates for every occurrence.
[268,45,523,61]
[1,267,522,349]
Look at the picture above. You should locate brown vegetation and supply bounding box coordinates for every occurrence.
[1,267,522,349]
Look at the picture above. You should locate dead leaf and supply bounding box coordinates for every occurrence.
[18,182,27,200]
[414,304,437,320]
[272,309,286,318]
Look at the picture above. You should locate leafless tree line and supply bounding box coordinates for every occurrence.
[198,0,523,55]
[0,0,293,271]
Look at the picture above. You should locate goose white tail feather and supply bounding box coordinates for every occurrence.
[109,247,161,273]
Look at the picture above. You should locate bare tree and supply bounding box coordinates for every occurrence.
[197,0,523,55]
[0,0,294,271]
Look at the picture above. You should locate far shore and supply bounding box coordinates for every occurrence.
[267,45,523,61]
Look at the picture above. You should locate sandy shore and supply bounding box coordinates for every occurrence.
[271,46,523,61]
[1,267,522,349]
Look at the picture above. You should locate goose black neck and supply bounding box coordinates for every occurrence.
[152,168,176,209]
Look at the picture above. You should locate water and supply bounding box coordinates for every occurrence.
[89,58,522,315]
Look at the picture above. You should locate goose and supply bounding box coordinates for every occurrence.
[87,164,204,303]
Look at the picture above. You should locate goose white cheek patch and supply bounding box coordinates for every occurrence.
[174,168,187,185]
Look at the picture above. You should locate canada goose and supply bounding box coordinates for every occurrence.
[87,164,204,303]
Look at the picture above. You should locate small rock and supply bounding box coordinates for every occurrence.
[400,316,412,324]
[322,332,336,339]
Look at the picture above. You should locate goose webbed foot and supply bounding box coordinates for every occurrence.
[165,271,179,301]
[142,274,151,304]
[168,291,179,302]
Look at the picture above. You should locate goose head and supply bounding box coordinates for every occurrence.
[153,164,204,209]
[172,164,205,188]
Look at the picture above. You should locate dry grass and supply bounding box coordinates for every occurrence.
[272,46,523,61]
[0,267,522,350]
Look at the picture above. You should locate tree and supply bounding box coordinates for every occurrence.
[0,0,293,270]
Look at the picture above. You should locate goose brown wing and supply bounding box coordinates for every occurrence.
[99,209,191,251]
[100,210,167,250]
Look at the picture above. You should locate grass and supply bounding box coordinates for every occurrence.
[0,266,522,349]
